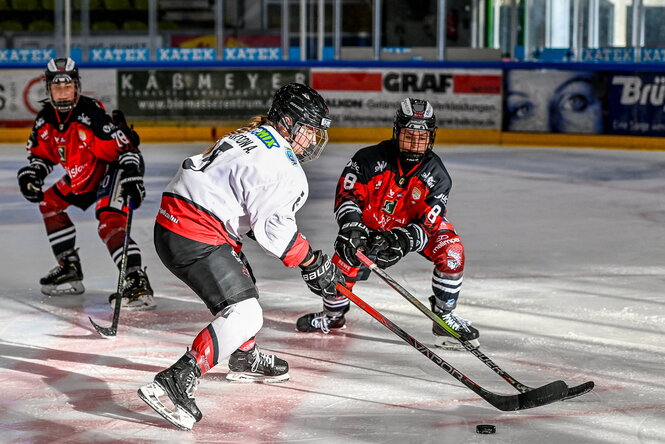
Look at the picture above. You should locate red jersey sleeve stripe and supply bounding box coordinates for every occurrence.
[156,192,238,247]
[280,232,311,267]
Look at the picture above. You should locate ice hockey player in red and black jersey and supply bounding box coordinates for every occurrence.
[136,83,344,431]
[296,97,480,349]
[16,57,154,310]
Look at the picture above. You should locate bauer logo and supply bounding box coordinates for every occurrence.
[251,127,280,149]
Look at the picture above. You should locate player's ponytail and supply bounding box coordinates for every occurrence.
[202,115,269,155]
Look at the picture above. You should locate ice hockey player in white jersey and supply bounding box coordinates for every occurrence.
[137,83,344,431]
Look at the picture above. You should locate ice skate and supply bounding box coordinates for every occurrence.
[109,268,155,311]
[137,352,202,431]
[226,345,289,383]
[40,249,85,296]
[430,296,480,349]
[296,311,346,334]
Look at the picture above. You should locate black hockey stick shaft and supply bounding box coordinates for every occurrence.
[355,251,594,400]
[89,197,133,337]
[335,283,568,411]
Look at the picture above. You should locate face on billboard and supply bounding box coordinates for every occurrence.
[505,70,604,134]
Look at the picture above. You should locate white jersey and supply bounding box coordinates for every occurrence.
[156,124,311,267]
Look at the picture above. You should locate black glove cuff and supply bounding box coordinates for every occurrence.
[300,250,325,272]
[340,221,369,235]
[401,224,427,252]
[298,248,315,269]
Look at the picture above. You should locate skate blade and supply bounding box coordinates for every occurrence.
[137,382,195,431]
[111,295,157,311]
[226,371,290,384]
[41,281,85,296]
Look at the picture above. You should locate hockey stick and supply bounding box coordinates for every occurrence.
[355,251,594,401]
[89,197,133,338]
[335,283,568,411]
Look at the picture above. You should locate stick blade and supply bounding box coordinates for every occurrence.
[516,380,569,410]
[89,316,117,338]
[487,380,568,411]
[562,381,594,400]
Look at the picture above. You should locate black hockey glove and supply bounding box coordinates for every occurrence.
[112,109,140,148]
[17,165,46,203]
[118,152,146,209]
[334,221,370,267]
[372,225,422,269]
[300,250,345,298]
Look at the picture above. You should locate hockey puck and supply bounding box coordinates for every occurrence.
[476,424,496,434]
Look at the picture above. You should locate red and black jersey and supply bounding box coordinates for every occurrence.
[334,140,453,244]
[25,96,135,194]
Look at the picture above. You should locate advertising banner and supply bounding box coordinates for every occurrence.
[0,69,116,124]
[607,72,665,136]
[503,69,607,134]
[117,69,307,120]
[311,68,502,129]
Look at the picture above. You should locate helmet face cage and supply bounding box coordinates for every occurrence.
[267,83,331,163]
[45,57,80,112]
[393,98,437,163]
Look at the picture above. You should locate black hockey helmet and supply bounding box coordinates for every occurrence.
[45,57,80,112]
[393,98,437,163]
[267,82,331,163]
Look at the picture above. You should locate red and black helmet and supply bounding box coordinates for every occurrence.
[393,98,437,163]
[44,57,80,112]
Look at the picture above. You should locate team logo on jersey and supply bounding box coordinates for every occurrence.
[251,127,280,149]
[77,113,91,126]
[434,192,448,205]
[58,146,66,163]
[421,171,437,188]
[285,147,298,165]
[382,200,396,214]
[412,187,422,200]
[78,130,87,141]
[447,250,462,270]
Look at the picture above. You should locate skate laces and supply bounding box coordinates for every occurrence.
[441,311,472,333]
[250,347,275,372]
[45,263,65,278]
[184,373,199,399]
[311,312,334,334]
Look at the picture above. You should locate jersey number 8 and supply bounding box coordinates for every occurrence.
[343,173,357,190]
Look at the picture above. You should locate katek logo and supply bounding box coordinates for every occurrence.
[384,72,453,93]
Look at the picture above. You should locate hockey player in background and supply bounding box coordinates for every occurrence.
[296,98,480,349]
[16,57,154,310]
[137,83,344,431]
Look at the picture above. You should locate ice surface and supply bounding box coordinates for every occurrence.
[1,142,663,443]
